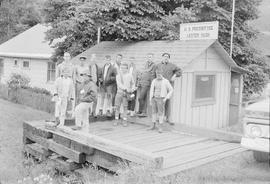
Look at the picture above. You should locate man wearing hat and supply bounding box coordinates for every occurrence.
[73,70,97,132]
[53,67,75,127]
[75,56,90,105]
[156,53,182,124]
[56,52,76,82]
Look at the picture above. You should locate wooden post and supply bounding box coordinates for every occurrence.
[97,27,101,44]
[229,0,236,57]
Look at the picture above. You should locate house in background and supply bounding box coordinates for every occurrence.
[0,24,56,92]
[72,40,245,129]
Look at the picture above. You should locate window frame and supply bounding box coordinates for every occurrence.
[14,60,18,67]
[192,71,217,107]
[22,60,30,69]
[47,61,56,82]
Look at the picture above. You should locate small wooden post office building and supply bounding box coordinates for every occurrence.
[73,39,245,129]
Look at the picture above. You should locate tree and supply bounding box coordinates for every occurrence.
[0,0,44,44]
[43,0,269,98]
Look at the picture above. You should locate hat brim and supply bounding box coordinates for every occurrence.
[79,56,87,60]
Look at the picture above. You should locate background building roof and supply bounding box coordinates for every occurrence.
[72,39,245,73]
[0,24,55,59]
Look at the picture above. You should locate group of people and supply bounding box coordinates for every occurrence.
[52,51,182,133]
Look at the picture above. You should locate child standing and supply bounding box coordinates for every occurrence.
[114,62,135,126]
[74,71,97,132]
[149,68,173,133]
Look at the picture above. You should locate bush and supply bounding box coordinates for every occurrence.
[22,86,51,96]
[7,73,30,89]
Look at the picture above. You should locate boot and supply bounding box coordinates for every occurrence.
[148,123,156,130]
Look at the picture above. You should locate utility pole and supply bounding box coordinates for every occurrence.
[97,27,101,44]
[230,0,236,57]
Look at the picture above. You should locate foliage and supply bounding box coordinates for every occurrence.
[0,0,44,44]
[7,73,30,89]
[42,0,269,98]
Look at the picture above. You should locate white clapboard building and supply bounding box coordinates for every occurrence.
[72,39,246,129]
[0,24,56,91]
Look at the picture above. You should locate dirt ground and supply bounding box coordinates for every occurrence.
[0,99,269,184]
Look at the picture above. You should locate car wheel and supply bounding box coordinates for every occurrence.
[253,151,269,162]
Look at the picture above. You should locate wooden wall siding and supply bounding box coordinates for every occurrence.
[171,72,230,129]
[1,58,54,92]
[170,47,231,129]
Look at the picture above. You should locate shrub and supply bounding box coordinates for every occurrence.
[7,73,30,89]
[22,86,51,95]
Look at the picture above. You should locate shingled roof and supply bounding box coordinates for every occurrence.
[72,39,245,73]
[0,24,55,59]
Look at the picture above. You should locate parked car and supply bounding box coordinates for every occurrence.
[241,98,269,162]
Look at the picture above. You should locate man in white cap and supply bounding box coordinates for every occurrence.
[73,70,97,132]
[53,67,75,127]
[56,52,76,82]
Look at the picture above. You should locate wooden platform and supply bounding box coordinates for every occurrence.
[23,120,246,176]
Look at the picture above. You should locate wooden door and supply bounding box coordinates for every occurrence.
[229,72,242,125]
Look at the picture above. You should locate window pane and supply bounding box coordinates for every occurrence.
[23,61,29,68]
[51,70,56,81]
[47,62,56,81]
[195,75,215,99]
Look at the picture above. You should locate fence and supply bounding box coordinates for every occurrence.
[0,84,54,114]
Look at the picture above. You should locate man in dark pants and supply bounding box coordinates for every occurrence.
[137,53,156,116]
[101,56,118,117]
[156,53,182,124]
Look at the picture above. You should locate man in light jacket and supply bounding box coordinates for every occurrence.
[149,68,173,133]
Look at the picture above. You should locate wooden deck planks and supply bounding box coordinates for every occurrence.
[163,143,241,168]
[43,124,164,169]
[91,123,146,136]
[126,133,191,148]
[24,120,245,176]
[120,132,186,144]
[160,147,246,177]
[155,140,225,157]
[132,137,208,152]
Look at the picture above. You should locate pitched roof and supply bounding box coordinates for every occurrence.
[72,39,245,73]
[0,24,55,59]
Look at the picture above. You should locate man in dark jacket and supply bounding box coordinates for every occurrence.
[100,55,118,117]
[137,53,156,116]
[74,71,97,132]
[156,53,182,124]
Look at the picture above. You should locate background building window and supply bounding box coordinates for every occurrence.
[23,61,29,68]
[14,60,18,66]
[47,62,56,81]
[193,73,216,106]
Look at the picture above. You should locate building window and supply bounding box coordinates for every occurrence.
[14,60,18,66]
[23,61,29,68]
[193,73,216,106]
[47,62,56,82]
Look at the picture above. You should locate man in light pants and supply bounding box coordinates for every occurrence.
[73,71,97,132]
[149,68,173,133]
[53,69,75,127]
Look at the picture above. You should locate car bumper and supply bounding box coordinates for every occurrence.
[241,137,269,153]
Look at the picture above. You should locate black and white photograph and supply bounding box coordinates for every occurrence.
[0,0,269,183]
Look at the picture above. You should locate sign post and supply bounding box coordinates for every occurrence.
[179,21,219,41]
